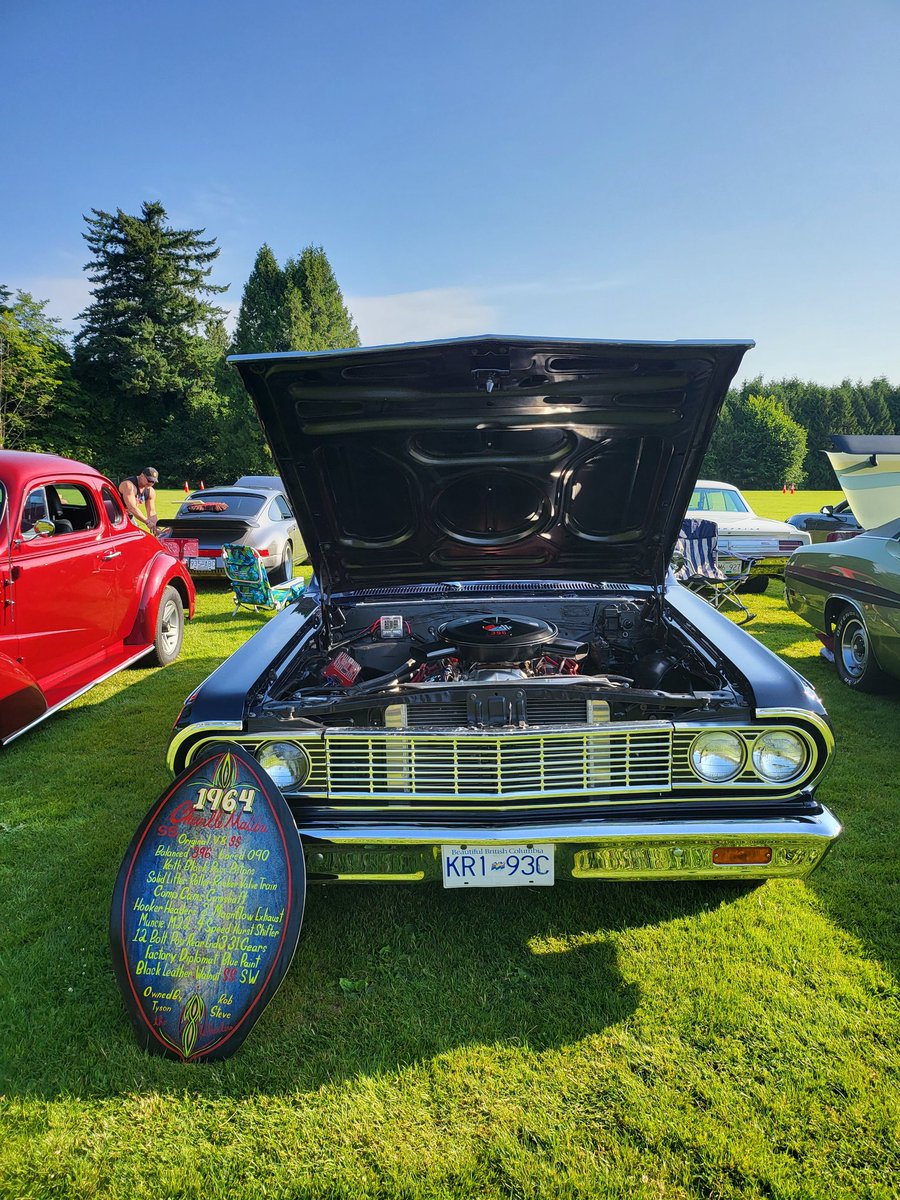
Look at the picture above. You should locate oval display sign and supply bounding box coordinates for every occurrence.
[110,744,305,1062]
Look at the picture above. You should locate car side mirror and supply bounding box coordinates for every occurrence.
[820,505,834,516]
[33,518,56,537]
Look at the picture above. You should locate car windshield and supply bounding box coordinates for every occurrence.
[689,487,750,514]
[176,492,265,517]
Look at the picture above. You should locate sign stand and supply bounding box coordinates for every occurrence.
[110,744,305,1062]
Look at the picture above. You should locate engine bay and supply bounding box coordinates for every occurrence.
[255,592,749,729]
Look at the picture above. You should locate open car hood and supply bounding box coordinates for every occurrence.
[826,435,900,530]
[230,336,753,595]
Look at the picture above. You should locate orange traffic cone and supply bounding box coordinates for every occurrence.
[782,485,786,494]
[790,484,795,494]
[199,480,205,490]
[184,481,189,494]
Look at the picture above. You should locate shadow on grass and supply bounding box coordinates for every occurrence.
[0,652,752,1097]
[797,672,900,982]
[0,856,755,1100]
[739,593,900,981]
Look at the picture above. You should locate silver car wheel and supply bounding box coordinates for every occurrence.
[159,596,181,656]
[839,616,868,679]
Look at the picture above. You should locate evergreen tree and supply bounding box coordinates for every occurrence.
[852,377,892,433]
[220,245,290,479]
[702,393,807,488]
[218,242,358,479]
[73,200,228,478]
[781,381,850,487]
[285,245,359,350]
[737,377,861,487]
[232,245,289,353]
[0,291,87,453]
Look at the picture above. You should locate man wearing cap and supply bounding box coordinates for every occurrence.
[119,467,160,535]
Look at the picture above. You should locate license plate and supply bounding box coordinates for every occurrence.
[188,556,218,571]
[718,556,744,575]
[441,844,555,888]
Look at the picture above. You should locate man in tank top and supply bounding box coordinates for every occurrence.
[119,467,159,535]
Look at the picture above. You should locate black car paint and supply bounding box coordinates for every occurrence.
[787,500,862,539]
[172,575,829,771]
[229,337,753,595]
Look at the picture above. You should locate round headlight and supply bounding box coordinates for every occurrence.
[255,741,311,789]
[751,731,806,782]
[690,731,744,782]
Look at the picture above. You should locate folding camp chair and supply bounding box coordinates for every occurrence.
[673,518,754,624]
[222,544,306,617]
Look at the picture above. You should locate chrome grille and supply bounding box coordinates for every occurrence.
[181,717,825,808]
[314,725,672,800]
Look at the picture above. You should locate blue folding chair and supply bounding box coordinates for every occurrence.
[222,544,306,617]
[673,518,753,624]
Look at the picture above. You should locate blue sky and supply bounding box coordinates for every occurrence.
[3,0,899,384]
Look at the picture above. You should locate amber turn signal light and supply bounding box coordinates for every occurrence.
[712,846,772,865]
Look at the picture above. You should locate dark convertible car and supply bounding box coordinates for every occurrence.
[167,337,840,887]
[787,499,862,543]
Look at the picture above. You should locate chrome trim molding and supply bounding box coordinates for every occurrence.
[754,707,832,737]
[2,646,156,747]
[673,723,821,791]
[166,720,244,773]
[299,806,842,883]
[176,713,832,810]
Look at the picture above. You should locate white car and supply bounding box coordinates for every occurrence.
[686,480,810,593]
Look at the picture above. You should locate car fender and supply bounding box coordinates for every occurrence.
[0,652,47,743]
[824,591,896,673]
[666,578,829,718]
[823,591,865,634]
[125,552,196,646]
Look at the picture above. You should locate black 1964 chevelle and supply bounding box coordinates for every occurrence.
[167,337,840,887]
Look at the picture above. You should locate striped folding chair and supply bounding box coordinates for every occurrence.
[673,518,753,624]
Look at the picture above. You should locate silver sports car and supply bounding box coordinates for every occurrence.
[159,476,303,581]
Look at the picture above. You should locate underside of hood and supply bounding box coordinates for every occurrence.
[230,336,753,595]
[827,435,900,530]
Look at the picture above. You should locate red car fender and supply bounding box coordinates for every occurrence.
[0,652,47,742]
[124,552,196,647]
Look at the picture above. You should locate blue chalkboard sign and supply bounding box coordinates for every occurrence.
[110,743,305,1062]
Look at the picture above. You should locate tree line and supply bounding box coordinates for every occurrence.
[0,201,358,486]
[2,201,899,490]
[702,376,900,489]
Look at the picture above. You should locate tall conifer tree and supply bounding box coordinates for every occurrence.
[285,246,359,350]
[74,201,227,475]
[221,243,358,478]
[232,245,289,353]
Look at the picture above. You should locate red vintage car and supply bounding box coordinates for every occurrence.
[0,450,196,745]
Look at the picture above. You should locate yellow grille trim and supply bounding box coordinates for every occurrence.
[180,718,825,809]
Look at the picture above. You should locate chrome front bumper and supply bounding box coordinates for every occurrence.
[298,805,842,883]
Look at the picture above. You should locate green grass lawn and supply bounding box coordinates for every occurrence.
[744,491,844,522]
[0,496,897,1199]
